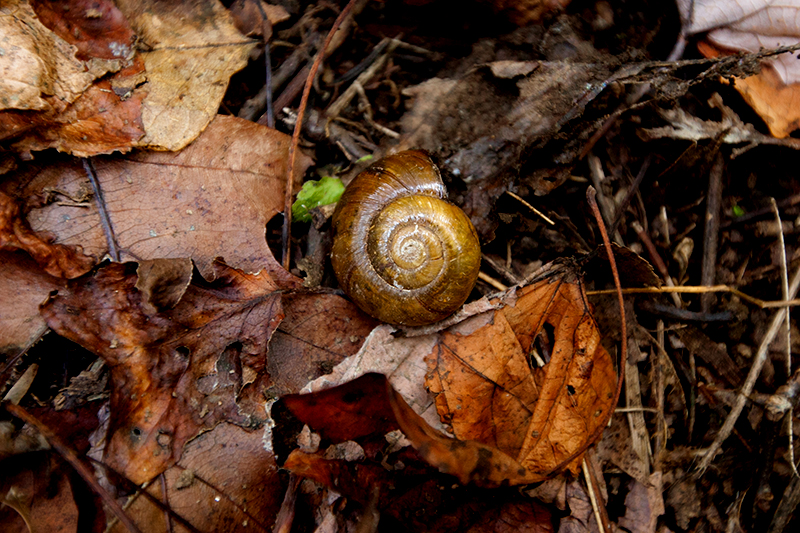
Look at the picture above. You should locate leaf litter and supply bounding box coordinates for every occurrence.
[3,1,800,532]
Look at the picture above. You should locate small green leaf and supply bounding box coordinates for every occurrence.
[292,176,345,222]
[732,205,745,217]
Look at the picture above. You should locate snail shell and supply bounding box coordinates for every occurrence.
[331,150,481,326]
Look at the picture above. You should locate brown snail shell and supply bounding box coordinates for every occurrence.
[331,150,481,326]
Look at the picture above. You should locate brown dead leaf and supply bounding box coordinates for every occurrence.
[617,473,664,533]
[0,0,126,116]
[107,423,283,533]
[40,259,285,484]
[0,191,95,278]
[427,265,617,478]
[2,0,256,155]
[6,115,310,284]
[0,252,64,355]
[116,0,256,151]
[0,454,78,533]
[281,263,617,487]
[29,0,135,61]
[266,292,380,394]
[697,40,800,137]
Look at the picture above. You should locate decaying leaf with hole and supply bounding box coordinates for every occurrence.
[279,261,618,487]
[40,259,285,484]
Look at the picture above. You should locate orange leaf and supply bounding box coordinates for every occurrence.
[280,263,618,487]
[428,265,617,477]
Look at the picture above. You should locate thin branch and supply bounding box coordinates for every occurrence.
[83,158,120,262]
[696,264,800,472]
[282,0,360,270]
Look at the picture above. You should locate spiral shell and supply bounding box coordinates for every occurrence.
[331,150,481,326]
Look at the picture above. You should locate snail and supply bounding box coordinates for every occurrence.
[331,150,481,326]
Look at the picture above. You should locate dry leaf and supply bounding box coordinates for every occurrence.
[6,115,310,283]
[427,266,617,478]
[677,0,800,137]
[106,423,283,533]
[281,263,617,487]
[0,252,64,355]
[0,454,79,533]
[0,191,95,278]
[41,259,285,484]
[2,0,257,155]
[266,292,379,394]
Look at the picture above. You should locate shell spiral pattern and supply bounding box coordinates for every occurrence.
[331,150,481,326]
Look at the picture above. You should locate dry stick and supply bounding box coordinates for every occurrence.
[700,153,723,313]
[696,264,800,472]
[582,457,611,533]
[282,0,359,270]
[586,285,800,309]
[85,459,205,533]
[769,197,797,477]
[83,158,120,262]
[609,155,651,238]
[506,191,555,225]
[4,402,143,533]
[631,220,682,308]
[653,320,666,472]
[160,473,173,533]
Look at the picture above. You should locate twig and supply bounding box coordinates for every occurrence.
[653,320,666,472]
[609,155,651,238]
[272,474,300,533]
[282,0,360,270]
[700,153,723,312]
[582,457,611,533]
[263,43,275,129]
[506,191,555,225]
[478,270,507,291]
[631,220,683,307]
[324,38,400,121]
[696,264,800,472]
[585,285,800,309]
[83,158,120,262]
[4,402,142,533]
[770,197,796,477]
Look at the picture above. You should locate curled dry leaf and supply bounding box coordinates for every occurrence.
[40,259,285,484]
[0,191,95,279]
[280,263,617,487]
[6,115,310,284]
[1,0,256,156]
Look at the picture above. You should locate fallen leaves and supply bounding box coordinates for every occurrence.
[678,0,800,137]
[279,263,618,487]
[0,0,256,156]
[5,115,310,283]
[40,259,285,483]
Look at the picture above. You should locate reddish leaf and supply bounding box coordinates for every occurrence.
[29,0,135,61]
[0,251,64,355]
[41,259,284,484]
[7,116,310,285]
[281,263,617,487]
[0,191,95,278]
